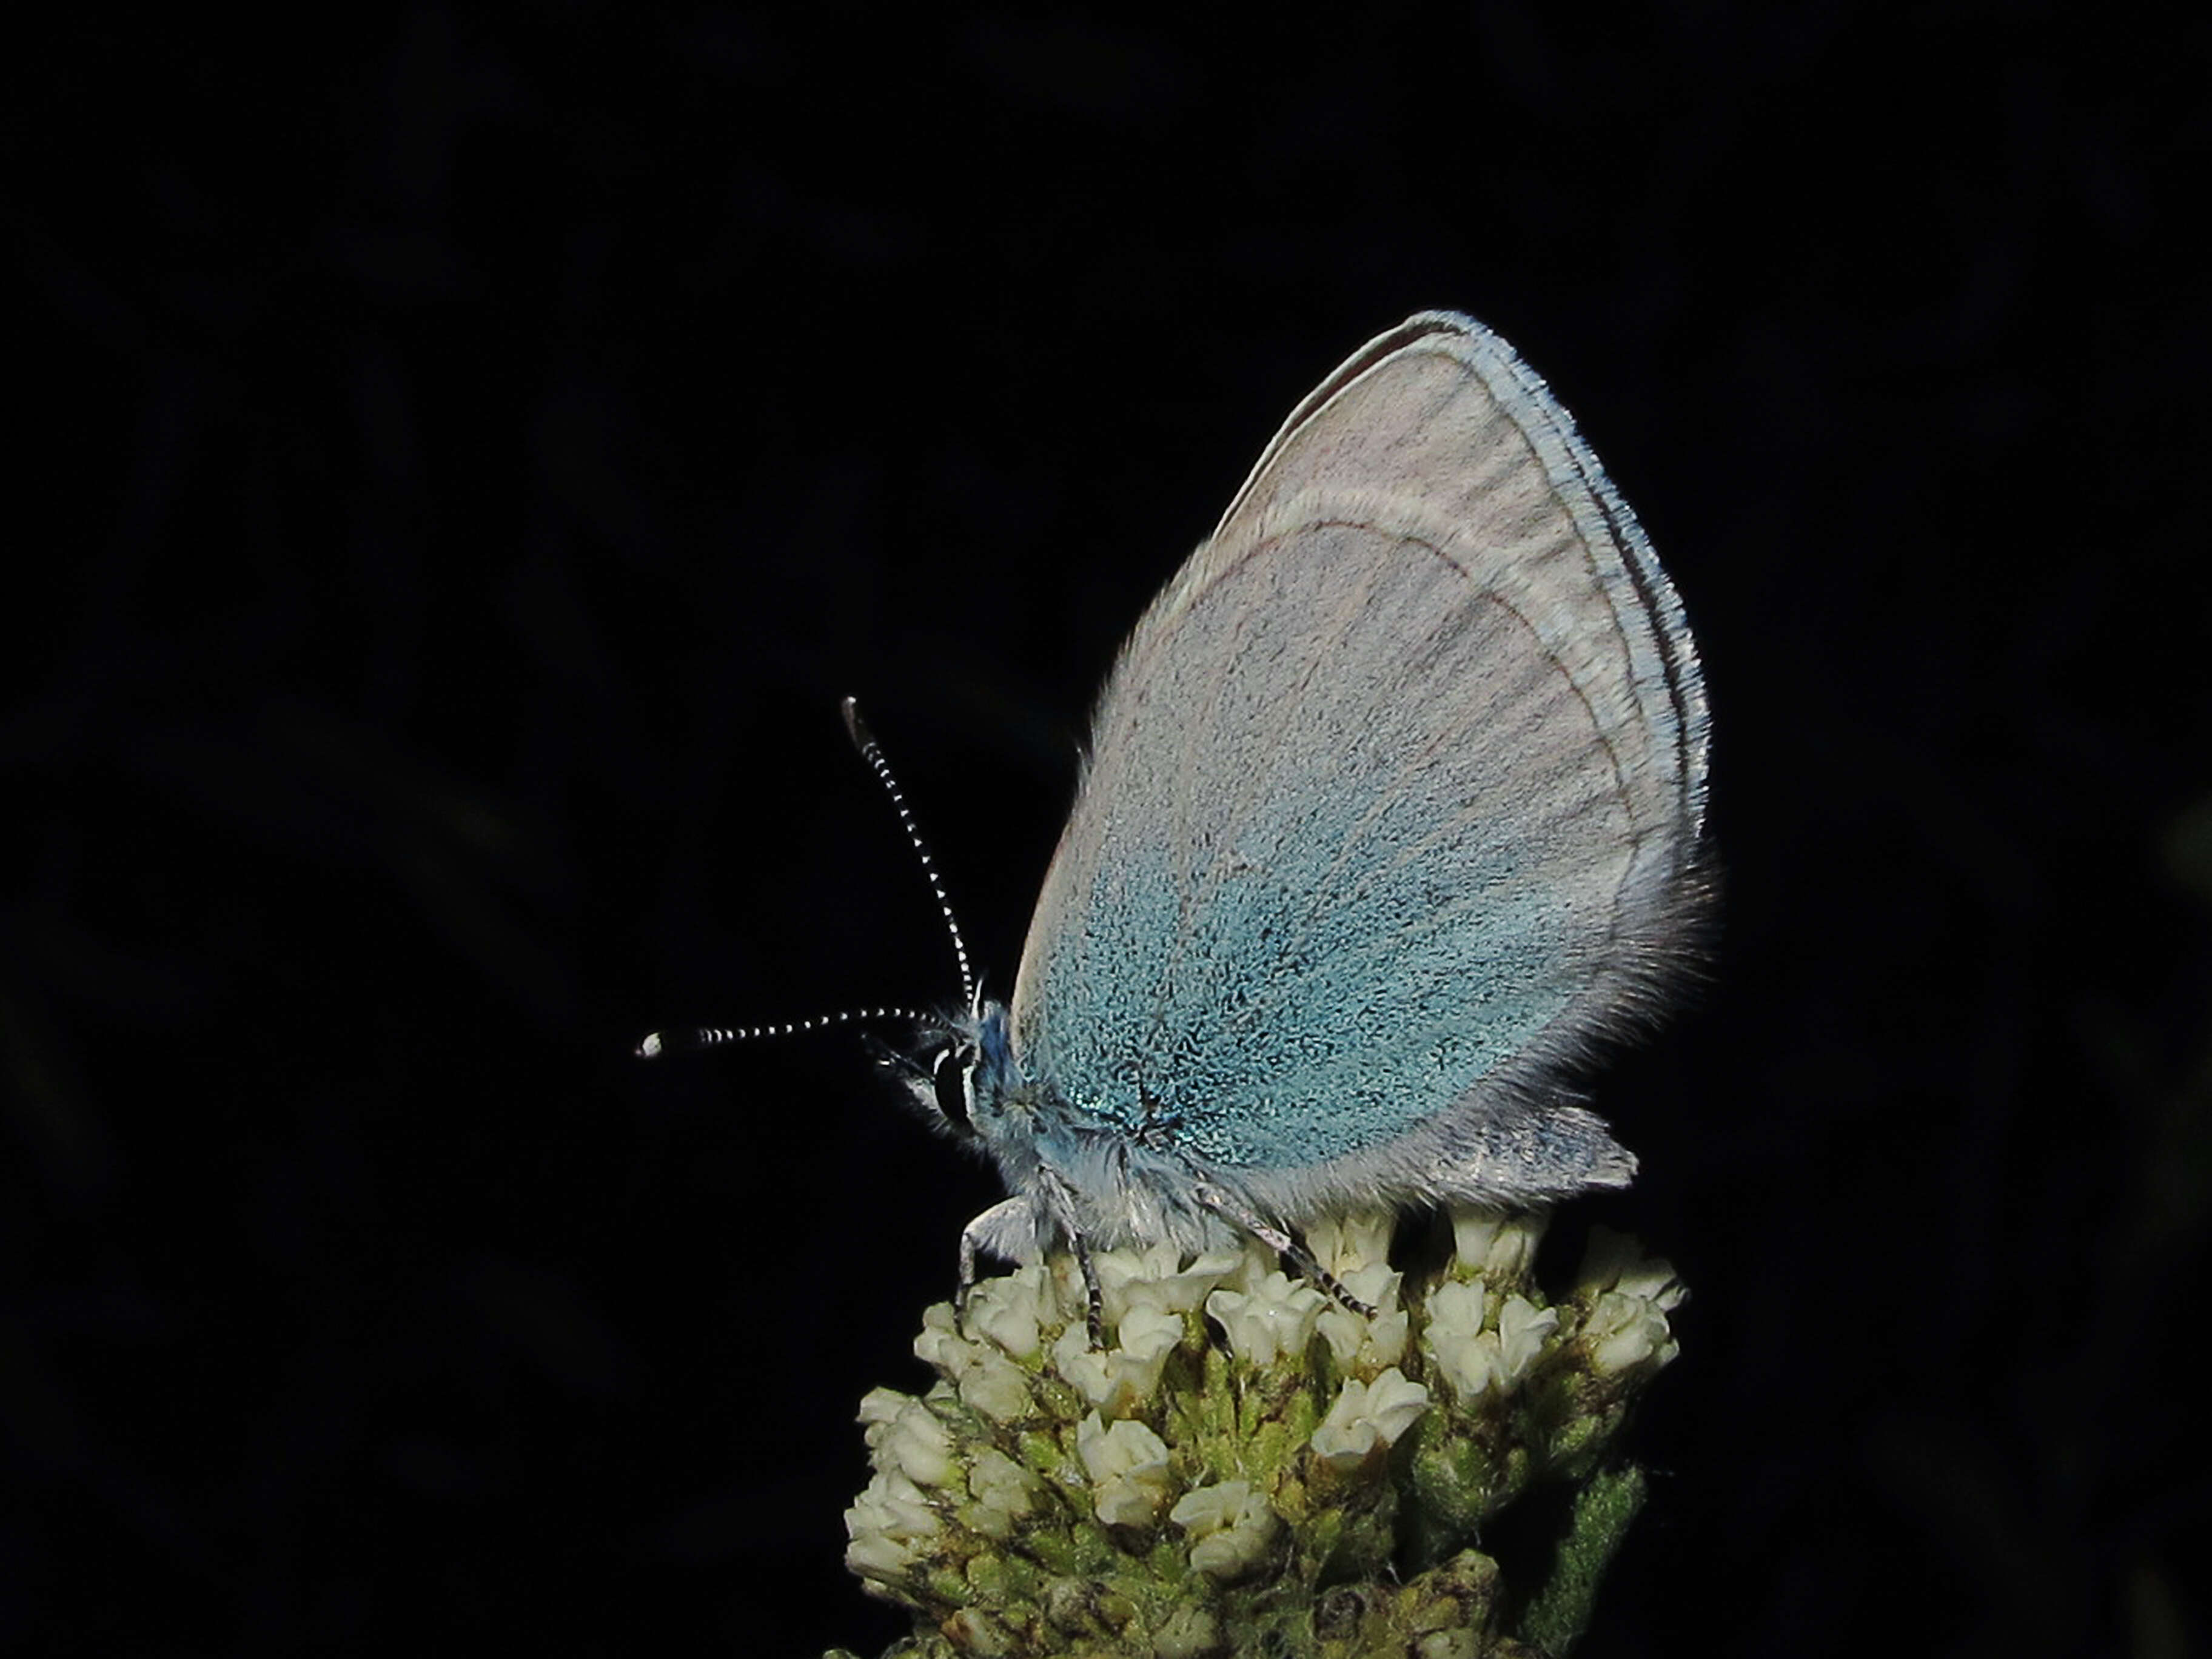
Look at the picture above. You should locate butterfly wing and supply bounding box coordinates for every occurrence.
[1008,313,1709,1214]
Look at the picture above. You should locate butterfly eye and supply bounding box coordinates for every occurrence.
[931,1043,977,1132]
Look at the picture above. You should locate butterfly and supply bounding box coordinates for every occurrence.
[649,312,1709,1334]
[886,312,1709,1324]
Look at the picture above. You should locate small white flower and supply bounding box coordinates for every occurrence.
[872,1395,956,1487]
[1205,1270,1326,1366]
[1429,1335,1499,1400]
[957,1347,1038,1425]
[1051,1302,1184,1415]
[1097,1242,1248,1324]
[1118,1301,1187,1359]
[912,1305,1039,1424]
[1213,1233,1287,1292]
[1578,1227,1687,1314]
[1045,1246,1223,1333]
[1632,1266,1688,1315]
[965,1265,1048,1359]
[843,1466,940,1582]
[1315,1260,1409,1370]
[1310,1367,1432,1469]
[1165,1478,1253,1534]
[1449,1210,1504,1273]
[1423,1279,1493,1393]
[911,1306,977,1376]
[1572,1228,1683,1375]
[960,1447,1041,1540]
[1581,1289,1679,1376]
[1424,1281,1556,1401]
[1074,1412,1175,1526]
[1168,1478,1280,1578]
[1493,1294,1560,1385]
[1450,1207,1544,1283]
[846,1465,939,1539]
[856,1385,908,1431]
[842,1530,916,1584]
[1302,1212,1395,1279]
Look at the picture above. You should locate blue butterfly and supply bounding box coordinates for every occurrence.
[648,312,1708,1332]
[888,313,1708,1321]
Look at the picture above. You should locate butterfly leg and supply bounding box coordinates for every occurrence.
[1194,1182,1377,1318]
[1034,1166,1107,1347]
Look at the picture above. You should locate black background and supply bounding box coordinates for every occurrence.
[7,7,2208,1656]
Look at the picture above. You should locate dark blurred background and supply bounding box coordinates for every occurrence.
[5,6,2207,1656]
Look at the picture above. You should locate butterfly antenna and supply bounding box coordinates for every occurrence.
[842,696,978,1010]
[636,1006,936,1061]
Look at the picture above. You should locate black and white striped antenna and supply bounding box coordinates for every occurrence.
[634,696,977,1060]
[635,1006,936,1059]
[839,695,977,1011]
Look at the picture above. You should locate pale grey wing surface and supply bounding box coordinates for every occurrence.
[1216,313,1707,842]
[1008,314,1708,1208]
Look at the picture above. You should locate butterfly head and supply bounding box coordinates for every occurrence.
[896,1000,1028,1147]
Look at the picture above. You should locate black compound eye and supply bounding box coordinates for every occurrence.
[931,1044,976,1131]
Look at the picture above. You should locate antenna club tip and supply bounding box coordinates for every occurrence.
[842,697,874,751]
